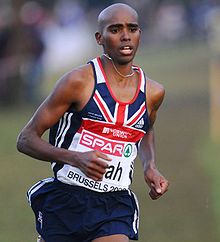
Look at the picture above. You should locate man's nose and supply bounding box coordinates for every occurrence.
[121,29,131,41]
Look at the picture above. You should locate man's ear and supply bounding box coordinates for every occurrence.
[95,32,103,45]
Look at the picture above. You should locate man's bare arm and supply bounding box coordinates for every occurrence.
[138,79,169,199]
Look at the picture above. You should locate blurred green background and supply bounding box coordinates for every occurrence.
[1,0,220,241]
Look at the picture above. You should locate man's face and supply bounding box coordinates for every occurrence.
[96,7,141,65]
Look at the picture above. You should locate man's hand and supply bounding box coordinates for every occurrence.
[144,166,169,200]
[69,151,112,181]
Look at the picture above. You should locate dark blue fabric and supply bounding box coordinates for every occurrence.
[29,179,138,241]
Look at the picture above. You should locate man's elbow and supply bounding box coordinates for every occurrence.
[16,131,28,154]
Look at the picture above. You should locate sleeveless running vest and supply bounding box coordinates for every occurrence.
[49,57,150,192]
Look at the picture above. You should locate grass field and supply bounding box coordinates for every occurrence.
[0,41,219,242]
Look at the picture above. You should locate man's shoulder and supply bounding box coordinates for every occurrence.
[147,78,165,97]
[146,78,165,111]
[53,62,95,109]
[67,63,94,84]
[55,62,94,94]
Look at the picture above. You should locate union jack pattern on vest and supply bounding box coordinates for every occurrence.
[49,57,150,192]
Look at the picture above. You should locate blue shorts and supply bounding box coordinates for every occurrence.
[27,178,139,242]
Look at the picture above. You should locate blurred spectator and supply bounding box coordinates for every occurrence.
[54,0,84,27]
[0,1,45,106]
[154,2,187,42]
[19,1,45,105]
[41,0,93,73]
[187,0,214,40]
[0,2,21,106]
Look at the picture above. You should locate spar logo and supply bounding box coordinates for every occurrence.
[80,131,124,156]
[79,131,133,157]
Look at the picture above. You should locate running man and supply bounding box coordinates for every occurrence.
[17,3,169,242]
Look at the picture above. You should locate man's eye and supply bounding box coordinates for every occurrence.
[130,27,138,33]
[111,28,119,33]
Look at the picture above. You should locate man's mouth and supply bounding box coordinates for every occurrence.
[119,46,133,55]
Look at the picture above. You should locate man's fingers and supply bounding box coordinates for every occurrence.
[88,162,107,174]
[86,157,110,181]
[82,151,112,181]
[96,151,112,161]
[149,181,162,200]
[87,165,108,181]
[160,180,169,193]
[149,189,161,200]
[88,172,103,181]
[93,151,111,168]
[151,181,162,194]
[149,179,169,200]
